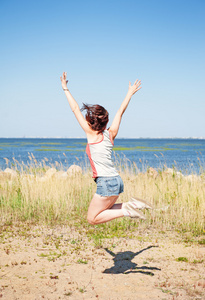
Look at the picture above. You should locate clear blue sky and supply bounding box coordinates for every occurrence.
[0,0,205,138]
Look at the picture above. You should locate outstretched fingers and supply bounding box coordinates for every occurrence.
[134,79,141,86]
[60,72,68,87]
[60,71,67,79]
[135,79,142,91]
[63,72,67,79]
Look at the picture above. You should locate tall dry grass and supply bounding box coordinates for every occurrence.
[0,155,204,238]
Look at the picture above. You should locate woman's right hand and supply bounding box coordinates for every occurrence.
[60,72,68,89]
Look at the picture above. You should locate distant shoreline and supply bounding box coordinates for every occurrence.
[0,137,205,140]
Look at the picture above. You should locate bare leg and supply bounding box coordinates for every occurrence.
[87,193,124,225]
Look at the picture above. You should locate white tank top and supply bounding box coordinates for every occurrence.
[86,130,118,178]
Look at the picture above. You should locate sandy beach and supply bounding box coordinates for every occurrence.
[0,224,204,300]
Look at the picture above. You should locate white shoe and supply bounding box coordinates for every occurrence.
[130,197,153,210]
[123,202,146,219]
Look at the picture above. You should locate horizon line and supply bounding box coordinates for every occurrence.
[0,136,205,140]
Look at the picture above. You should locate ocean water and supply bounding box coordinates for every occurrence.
[0,138,205,174]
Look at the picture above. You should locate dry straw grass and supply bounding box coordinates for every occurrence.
[0,155,204,238]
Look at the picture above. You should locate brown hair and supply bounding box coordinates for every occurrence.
[81,103,109,134]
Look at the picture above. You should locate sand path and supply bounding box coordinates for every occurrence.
[0,225,204,299]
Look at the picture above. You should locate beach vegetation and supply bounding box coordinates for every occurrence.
[113,146,176,151]
[77,259,88,264]
[35,148,61,151]
[37,142,64,145]
[74,142,87,146]
[0,155,204,244]
[176,257,189,262]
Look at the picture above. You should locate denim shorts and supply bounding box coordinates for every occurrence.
[95,175,124,197]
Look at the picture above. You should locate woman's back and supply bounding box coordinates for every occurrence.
[86,130,118,178]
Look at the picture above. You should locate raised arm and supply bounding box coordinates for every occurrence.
[60,72,92,134]
[109,79,141,140]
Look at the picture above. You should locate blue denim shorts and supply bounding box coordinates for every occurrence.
[95,175,124,197]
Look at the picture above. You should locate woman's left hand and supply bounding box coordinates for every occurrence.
[128,79,142,96]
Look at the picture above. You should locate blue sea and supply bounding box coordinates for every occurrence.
[0,138,205,174]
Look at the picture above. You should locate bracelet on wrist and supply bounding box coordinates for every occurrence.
[63,88,69,91]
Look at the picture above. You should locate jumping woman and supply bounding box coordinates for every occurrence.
[60,72,152,225]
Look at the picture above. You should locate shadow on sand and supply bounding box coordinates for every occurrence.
[103,246,161,276]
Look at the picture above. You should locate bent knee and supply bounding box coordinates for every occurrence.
[87,214,97,225]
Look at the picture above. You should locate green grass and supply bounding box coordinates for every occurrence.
[74,142,87,146]
[198,239,205,245]
[35,148,84,152]
[176,257,189,262]
[35,149,61,151]
[113,147,133,151]
[38,251,62,261]
[19,142,37,146]
[37,142,64,145]
[113,146,177,151]
[0,144,13,147]
[77,259,88,264]
[192,259,204,264]
[65,149,84,152]
[165,143,203,147]
[0,144,18,147]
